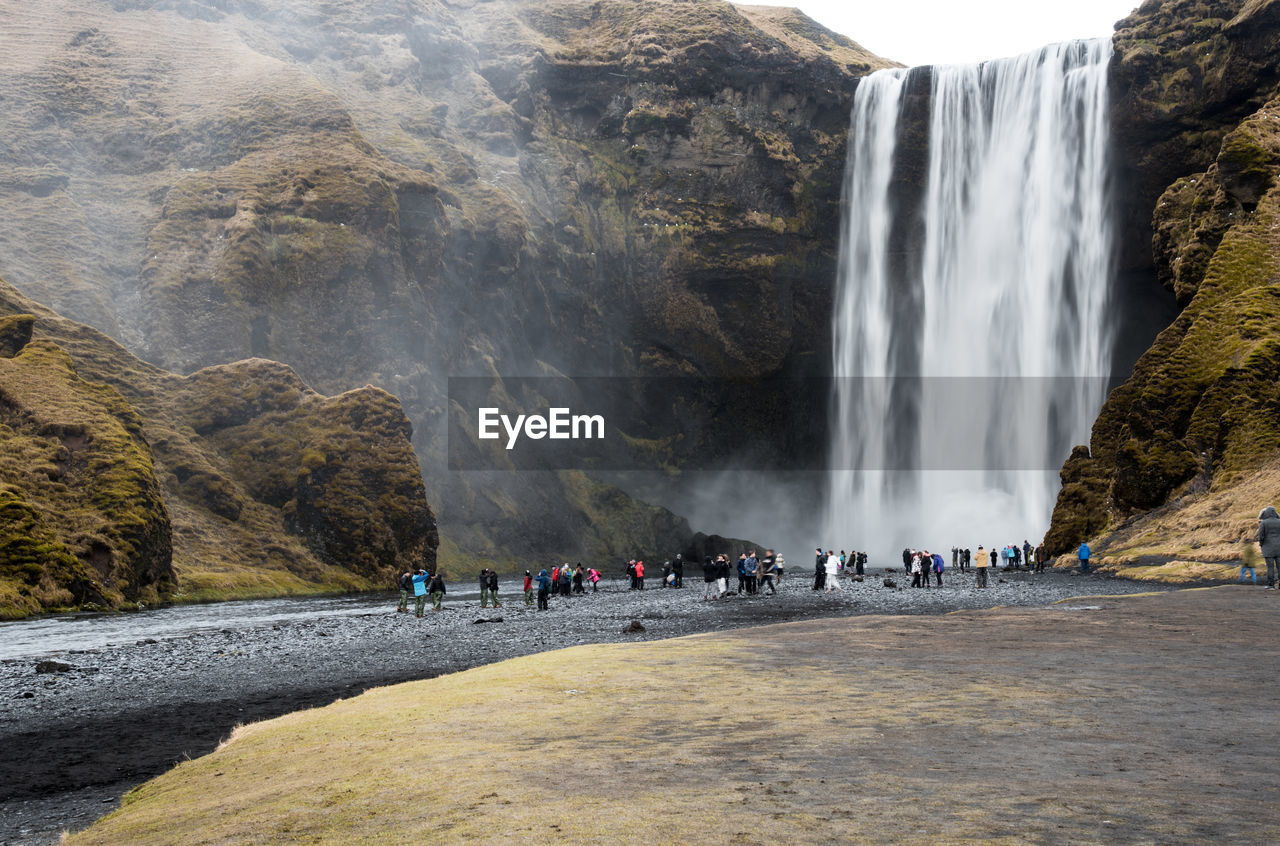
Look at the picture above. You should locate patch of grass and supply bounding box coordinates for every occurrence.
[71,589,1280,844]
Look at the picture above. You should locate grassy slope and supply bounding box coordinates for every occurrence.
[72,588,1280,844]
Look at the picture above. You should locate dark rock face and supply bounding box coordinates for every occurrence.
[1046,0,1280,557]
[0,280,438,618]
[0,0,895,571]
[1109,0,1280,275]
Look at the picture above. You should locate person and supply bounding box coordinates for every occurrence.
[536,568,552,610]
[932,552,944,587]
[1023,540,1033,571]
[716,554,731,598]
[411,568,430,617]
[523,570,534,606]
[961,547,970,573]
[1239,540,1259,585]
[989,547,998,569]
[910,552,923,589]
[661,560,671,588]
[428,570,447,611]
[745,550,759,595]
[1259,506,1280,588]
[974,545,988,588]
[573,563,585,594]
[855,551,865,579]
[951,547,958,571]
[397,570,412,613]
[635,559,645,590]
[759,549,778,595]
[479,569,492,607]
[813,548,826,591]
[588,567,601,591]
[486,569,501,607]
[672,554,684,588]
[824,550,843,593]
[1078,541,1091,574]
[627,560,637,590]
[776,554,785,583]
[1034,543,1046,573]
[737,553,748,594]
[703,556,718,600]
[559,563,573,596]
[902,547,911,574]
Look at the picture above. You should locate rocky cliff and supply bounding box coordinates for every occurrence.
[0,280,437,618]
[0,0,891,571]
[1045,0,1280,578]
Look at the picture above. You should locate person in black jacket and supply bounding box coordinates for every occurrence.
[397,571,412,613]
[486,569,501,607]
[702,556,716,600]
[759,550,778,595]
[813,548,826,591]
[428,571,447,611]
[672,554,684,588]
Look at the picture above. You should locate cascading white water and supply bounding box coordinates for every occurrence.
[825,39,1113,561]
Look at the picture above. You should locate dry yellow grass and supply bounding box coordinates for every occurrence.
[1085,456,1280,582]
[70,588,1280,844]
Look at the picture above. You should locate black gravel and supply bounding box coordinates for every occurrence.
[0,568,1170,845]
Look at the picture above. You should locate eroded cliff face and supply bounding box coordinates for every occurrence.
[0,0,891,569]
[0,281,437,618]
[1045,0,1280,576]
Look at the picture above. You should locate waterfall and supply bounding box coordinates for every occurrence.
[825,40,1113,561]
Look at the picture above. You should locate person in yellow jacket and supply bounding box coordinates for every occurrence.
[974,545,989,588]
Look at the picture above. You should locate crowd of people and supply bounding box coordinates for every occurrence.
[391,506,1280,614]
[699,550,781,599]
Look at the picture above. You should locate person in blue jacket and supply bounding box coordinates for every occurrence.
[1078,542,1091,574]
[535,568,552,610]
[411,568,430,617]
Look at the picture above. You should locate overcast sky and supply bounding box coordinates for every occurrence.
[780,0,1141,67]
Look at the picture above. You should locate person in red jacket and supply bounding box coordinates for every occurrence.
[523,570,534,606]
[635,560,645,590]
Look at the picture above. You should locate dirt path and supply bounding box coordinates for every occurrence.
[68,586,1280,844]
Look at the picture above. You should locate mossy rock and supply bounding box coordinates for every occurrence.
[0,279,439,617]
[0,313,34,358]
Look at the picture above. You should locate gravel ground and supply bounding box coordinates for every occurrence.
[0,567,1170,845]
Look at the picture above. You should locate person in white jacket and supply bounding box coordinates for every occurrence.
[824,550,843,593]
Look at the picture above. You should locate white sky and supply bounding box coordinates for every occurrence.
[778,0,1142,67]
